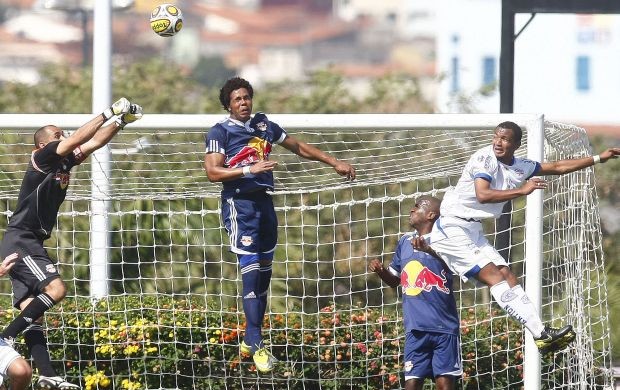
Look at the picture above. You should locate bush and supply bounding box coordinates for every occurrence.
[0,296,532,389]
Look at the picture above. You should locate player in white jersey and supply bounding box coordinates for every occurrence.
[0,253,32,390]
[429,121,619,353]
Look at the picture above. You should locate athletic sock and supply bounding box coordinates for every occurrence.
[24,324,56,377]
[258,263,272,320]
[241,263,263,352]
[489,281,545,338]
[1,293,56,340]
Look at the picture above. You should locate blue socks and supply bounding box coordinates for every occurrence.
[258,263,272,323]
[241,262,273,352]
[241,263,262,351]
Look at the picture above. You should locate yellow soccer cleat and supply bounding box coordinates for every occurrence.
[240,340,252,355]
[253,347,277,373]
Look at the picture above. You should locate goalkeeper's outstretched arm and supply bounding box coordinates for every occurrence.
[55,97,132,157]
[80,104,143,156]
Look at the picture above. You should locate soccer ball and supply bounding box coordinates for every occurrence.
[150,3,183,37]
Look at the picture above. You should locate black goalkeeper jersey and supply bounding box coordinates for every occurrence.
[8,141,85,239]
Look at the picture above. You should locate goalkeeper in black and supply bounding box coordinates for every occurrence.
[0,98,142,390]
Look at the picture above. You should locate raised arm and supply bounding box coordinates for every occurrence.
[80,104,143,156]
[279,135,356,180]
[55,97,131,157]
[539,147,620,175]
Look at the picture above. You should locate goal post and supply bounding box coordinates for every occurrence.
[0,113,611,390]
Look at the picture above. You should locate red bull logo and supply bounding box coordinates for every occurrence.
[227,137,272,167]
[53,171,70,189]
[402,261,450,296]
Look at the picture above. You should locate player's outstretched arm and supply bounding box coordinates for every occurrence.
[368,259,399,288]
[80,104,143,157]
[279,135,356,181]
[539,147,619,175]
[56,97,132,157]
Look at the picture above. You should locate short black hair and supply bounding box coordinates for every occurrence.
[34,125,55,147]
[495,121,522,144]
[219,77,253,111]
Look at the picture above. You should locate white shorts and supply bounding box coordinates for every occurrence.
[429,216,507,282]
[0,343,21,381]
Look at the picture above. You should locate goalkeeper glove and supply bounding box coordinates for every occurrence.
[115,104,143,128]
[102,97,131,121]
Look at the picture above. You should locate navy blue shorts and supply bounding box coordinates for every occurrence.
[0,228,61,308]
[221,191,277,267]
[403,329,462,380]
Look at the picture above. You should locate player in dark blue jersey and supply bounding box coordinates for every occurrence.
[370,196,461,390]
[204,77,356,373]
[0,98,142,390]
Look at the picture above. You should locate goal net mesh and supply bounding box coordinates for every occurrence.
[0,115,611,389]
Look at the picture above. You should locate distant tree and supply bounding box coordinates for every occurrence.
[191,56,236,88]
[0,59,221,114]
[0,64,92,113]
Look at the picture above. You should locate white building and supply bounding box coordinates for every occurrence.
[433,0,620,126]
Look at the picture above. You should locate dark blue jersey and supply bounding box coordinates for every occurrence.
[8,141,85,239]
[388,232,460,335]
[205,113,287,197]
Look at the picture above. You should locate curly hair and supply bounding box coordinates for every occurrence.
[219,77,253,111]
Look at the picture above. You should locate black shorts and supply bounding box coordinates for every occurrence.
[0,229,61,308]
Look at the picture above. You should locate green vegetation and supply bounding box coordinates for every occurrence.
[0,296,530,390]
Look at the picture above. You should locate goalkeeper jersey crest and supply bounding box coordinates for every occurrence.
[206,113,287,197]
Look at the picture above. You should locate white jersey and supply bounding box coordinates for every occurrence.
[441,145,540,220]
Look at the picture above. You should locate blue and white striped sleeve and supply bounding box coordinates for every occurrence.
[205,126,226,154]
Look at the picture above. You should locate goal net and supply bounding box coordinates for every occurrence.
[0,114,612,390]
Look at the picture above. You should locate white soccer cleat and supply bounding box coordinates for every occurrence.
[37,376,81,390]
[0,337,15,348]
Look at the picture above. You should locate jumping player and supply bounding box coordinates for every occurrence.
[369,196,460,390]
[429,121,619,353]
[204,76,355,373]
[0,98,142,389]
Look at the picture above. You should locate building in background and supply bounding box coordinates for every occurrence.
[1,0,620,131]
[433,0,620,129]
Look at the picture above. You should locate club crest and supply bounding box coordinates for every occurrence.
[254,121,267,132]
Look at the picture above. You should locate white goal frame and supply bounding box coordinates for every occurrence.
[0,113,606,389]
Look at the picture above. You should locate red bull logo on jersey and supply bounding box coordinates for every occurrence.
[53,171,70,189]
[401,260,450,296]
[227,137,272,168]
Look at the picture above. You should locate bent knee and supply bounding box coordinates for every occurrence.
[43,277,67,301]
[9,358,32,380]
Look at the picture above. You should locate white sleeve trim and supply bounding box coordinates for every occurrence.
[275,132,287,145]
[387,266,400,278]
